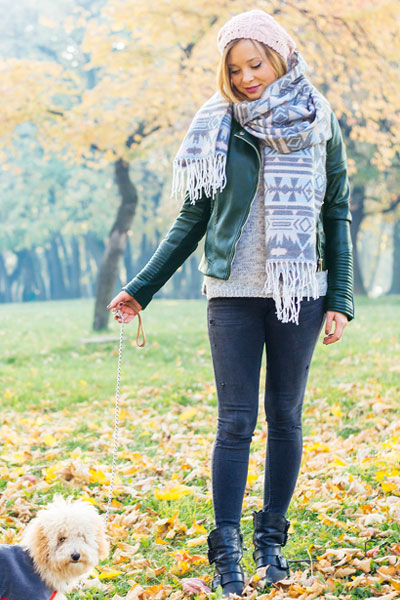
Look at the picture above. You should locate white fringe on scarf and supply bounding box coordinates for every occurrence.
[172,153,227,204]
[263,261,320,325]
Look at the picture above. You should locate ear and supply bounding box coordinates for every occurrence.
[21,519,50,568]
[95,518,110,560]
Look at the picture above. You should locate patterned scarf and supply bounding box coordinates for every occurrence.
[172,52,332,324]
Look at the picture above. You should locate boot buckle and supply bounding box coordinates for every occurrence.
[277,555,289,570]
[211,574,221,590]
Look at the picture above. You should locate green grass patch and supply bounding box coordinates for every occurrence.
[0,296,399,598]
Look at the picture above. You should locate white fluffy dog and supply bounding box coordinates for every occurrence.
[0,496,109,600]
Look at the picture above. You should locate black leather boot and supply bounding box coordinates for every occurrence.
[253,510,290,586]
[207,526,245,596]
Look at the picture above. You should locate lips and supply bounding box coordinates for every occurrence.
[244,85,260,94]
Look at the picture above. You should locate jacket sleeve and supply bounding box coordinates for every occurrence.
[123,194,211,308]
[322,112,355,321]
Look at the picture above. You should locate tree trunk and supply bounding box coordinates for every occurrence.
[93,159,139,330]
[18,249,38,301]
[124,235,134,285]
[58,234,73,299]
[31,248,47,300]
[389,219,400,294]
[350,186,367,295]
[45,236,67,300]
[0,254,11,303]
[84,233,105,296]
[70,236,82,298]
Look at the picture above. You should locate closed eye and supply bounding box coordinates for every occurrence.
[230,63,262,75]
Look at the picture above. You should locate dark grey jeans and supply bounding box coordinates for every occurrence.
[207,296,325,528]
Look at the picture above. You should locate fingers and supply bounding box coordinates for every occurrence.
[107,293,141,312]
[114,312,135,324]
[113,306,137,322]
[334,316,347,341]
[107,292,125,310]
[323,311,348,345]
[325,312,333,336]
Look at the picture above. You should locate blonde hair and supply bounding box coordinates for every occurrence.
[217,39,288,103]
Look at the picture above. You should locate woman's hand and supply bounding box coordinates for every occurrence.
[107,291,142,324]
[323,310,348,345]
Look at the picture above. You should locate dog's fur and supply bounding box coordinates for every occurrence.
[20,496,109,596]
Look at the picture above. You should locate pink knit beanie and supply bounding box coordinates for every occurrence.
[217,9,296,63]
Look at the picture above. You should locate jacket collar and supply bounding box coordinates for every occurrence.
[232,117,259,148]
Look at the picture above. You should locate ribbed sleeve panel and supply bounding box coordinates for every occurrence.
[323,113,354,321]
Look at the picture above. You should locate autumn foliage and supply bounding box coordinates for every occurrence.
[1,0,399,171]
[1,297,400,599]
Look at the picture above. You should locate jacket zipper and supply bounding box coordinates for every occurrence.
[226,133,262,278]
[316,230,323,272]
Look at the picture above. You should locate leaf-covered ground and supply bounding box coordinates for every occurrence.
[1,296,399,600]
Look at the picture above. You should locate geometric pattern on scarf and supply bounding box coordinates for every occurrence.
[172,52,332,323]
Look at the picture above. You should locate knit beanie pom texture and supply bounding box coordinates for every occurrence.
[217,9,296,63]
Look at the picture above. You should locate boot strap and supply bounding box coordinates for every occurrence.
[211,567,245,590]
[254,546,289,571]
[208,547,243,564]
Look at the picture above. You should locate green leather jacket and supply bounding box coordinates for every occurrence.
[124,112,354,320]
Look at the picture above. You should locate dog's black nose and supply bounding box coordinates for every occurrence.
[71,552,80,562]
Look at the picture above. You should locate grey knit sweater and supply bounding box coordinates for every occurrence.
[203,147,327,299]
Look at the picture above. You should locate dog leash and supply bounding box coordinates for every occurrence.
[104,309,145,525]
[76,310,145,591]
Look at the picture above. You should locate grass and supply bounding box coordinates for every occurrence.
[0,296,399,599]
[1,298,211,412]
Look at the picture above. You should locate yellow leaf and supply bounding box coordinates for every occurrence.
[389,578,400,591]
[189,522,207,535]
[120,464,139,475]
[246,473,258,486]
[154,485,193,500]
[79,496,99,505]
[179,408,197,421]
[11,452,26,465]
[331,405,343,417]
[44,462,62,483]
[89,468,109,484]
[186,536,207,547]
[42,433,57,447]
[97,568,122,580]
[382,482,397,493]
[171,560,191,576]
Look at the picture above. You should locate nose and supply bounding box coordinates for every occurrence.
[242,68,255,84]
[71,552,80,562]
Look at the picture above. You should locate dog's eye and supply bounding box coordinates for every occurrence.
[59,536,66,543]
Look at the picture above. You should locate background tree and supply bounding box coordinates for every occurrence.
[1,0,399,324]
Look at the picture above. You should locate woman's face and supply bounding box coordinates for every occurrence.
[228,39,277,101]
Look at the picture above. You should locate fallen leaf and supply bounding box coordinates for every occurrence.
[181,578,211,595]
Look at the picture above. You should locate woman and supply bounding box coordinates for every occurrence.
[108,9,354,596]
